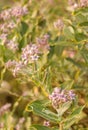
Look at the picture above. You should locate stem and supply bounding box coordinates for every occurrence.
[11,96,22,115]
[28,76,48,97]
[60,123,63,130]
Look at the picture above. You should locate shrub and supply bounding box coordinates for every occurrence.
[0,0,88,129]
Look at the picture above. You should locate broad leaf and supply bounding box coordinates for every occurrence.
[26,100,60,123]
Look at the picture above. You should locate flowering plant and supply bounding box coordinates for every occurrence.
[0,0,88,130]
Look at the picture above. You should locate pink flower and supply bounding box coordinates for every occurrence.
[80,0,88,7]
[44,121,50,127]
[0,9,11,20]
[11,6,28,18]
[54,19,64,31]
[49,88,76,109]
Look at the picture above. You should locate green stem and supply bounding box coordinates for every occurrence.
[11,96,22,115]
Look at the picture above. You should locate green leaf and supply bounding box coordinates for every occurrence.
[52,127,59,130]
[63,106,84,129]
[75,13,88,24]
[19,36,28,51]
[0,45,4,57]
[60,80,74,89]
[75,33,88,42]
[4,48,14,62]
[66,57,88,70]
[74,7,88,15]
[79,22,88,26]
[22,0,29,5]
[48,46,54,59]
[80,49,88,64]
[30,125,59,130]
[63,26,75,40]
[54,45,64,57]
[20,21,29,36]
[30,125,51,130]
[26,100,60,123]
[57,101,72,116]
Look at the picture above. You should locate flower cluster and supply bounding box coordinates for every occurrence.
[11,6,28,18]
[0,16,19,52]
[49,87,76,109]
[0,9,11,21]
[0,6,28,53]
[68,0,78,11]
[0,6,28,21]
[6,60,24,77]
[0,103,11,116]
[79,0,88,7]
[36,34,50,52]
[0,20,18,51]
[0,34,18,52]
[5,60,17,69]
[43,121,50,127]
[22,34,50,64]
[0,15,19,52]
[5,39,18,52]
[21,44,39,64]
[54,19,64,31]
[0,22,16,33]
[0,33,7,43]
[68,0,88,11]
[6,34,50,76]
